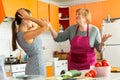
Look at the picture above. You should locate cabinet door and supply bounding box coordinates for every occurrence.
[49,4,59,31]
[2,0,30,17]
[37,1,49,20]
[69,4,85,25]
[27,0,38,18]
[0,0,5,23]
[85,2,103,29]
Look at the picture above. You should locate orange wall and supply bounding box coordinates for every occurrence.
[102,0,120,18]
[69,0,120,29]
[0,0,6,23]
[85,2,103,29]
[69,4,85,26]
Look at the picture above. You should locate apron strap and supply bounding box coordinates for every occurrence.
[75,24,89,36]
[87,24,89,37]
[75,25,79,35]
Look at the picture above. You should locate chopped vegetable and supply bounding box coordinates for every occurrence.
[57,70,81,80]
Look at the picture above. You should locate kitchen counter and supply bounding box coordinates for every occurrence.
[7,72,120,80]
[9,75,45,80]
[96,73,120,80]
[46,72,120,80]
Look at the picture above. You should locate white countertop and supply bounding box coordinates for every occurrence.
[7,67,120,80]
[9,75,45,80]
[96,73,120,80]
[79,69,120,80]
[8,73,120,80]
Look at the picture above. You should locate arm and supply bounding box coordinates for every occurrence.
[18,9,48,28]
[43,19,72,42]
[92,26,111,52]
[40,19,58,38]
[99,34,112,50]
[94,33,112,52]
[18,9,48,39]
[24,24,48,40]
[48,22,71,42]
[48,23,58,39]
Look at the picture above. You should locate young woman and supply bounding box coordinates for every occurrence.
[48,8,112,70]
[12,8,48,76]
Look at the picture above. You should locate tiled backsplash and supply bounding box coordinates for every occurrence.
[40,31,70,62]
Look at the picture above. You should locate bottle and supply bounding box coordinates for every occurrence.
[107,14,111,23]
[25,54,28,62]
[59,24,64,32]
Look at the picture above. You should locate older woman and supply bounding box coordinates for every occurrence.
[48,8,111,70]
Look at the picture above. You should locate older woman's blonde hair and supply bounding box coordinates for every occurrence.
[76,8,91,23]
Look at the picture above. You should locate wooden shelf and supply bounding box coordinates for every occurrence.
[59,18,69,20]
[59,7,69,30]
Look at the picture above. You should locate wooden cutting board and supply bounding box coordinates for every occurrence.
[111,67,120,72]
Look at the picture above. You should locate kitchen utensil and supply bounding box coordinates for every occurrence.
[5,55,19,64]
[59,13,62,18]
[25,54,28,62]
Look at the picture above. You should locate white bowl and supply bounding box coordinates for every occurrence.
[94,66,111,77]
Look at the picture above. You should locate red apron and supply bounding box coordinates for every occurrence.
[68,24,96,70]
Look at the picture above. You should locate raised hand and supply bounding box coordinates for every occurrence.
[40,18,52,29]
[17,8,30,20]
[102,34,112,43]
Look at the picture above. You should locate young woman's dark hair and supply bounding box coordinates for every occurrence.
[12,8,31,51]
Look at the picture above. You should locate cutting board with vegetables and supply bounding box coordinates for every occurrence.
[46,76,96,80]
[46,70,96,80]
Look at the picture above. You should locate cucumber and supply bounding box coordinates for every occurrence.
[61,74,72,80]
[57,76,63,80]
[67,70,81,77]
[57,70,81,80]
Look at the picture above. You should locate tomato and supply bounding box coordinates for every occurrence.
[89,70,97,77]
[95,62,102,67]
[85,72,92,78]
[102,62,110,66]
[102,59,108,64]
[101,59,110,66]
